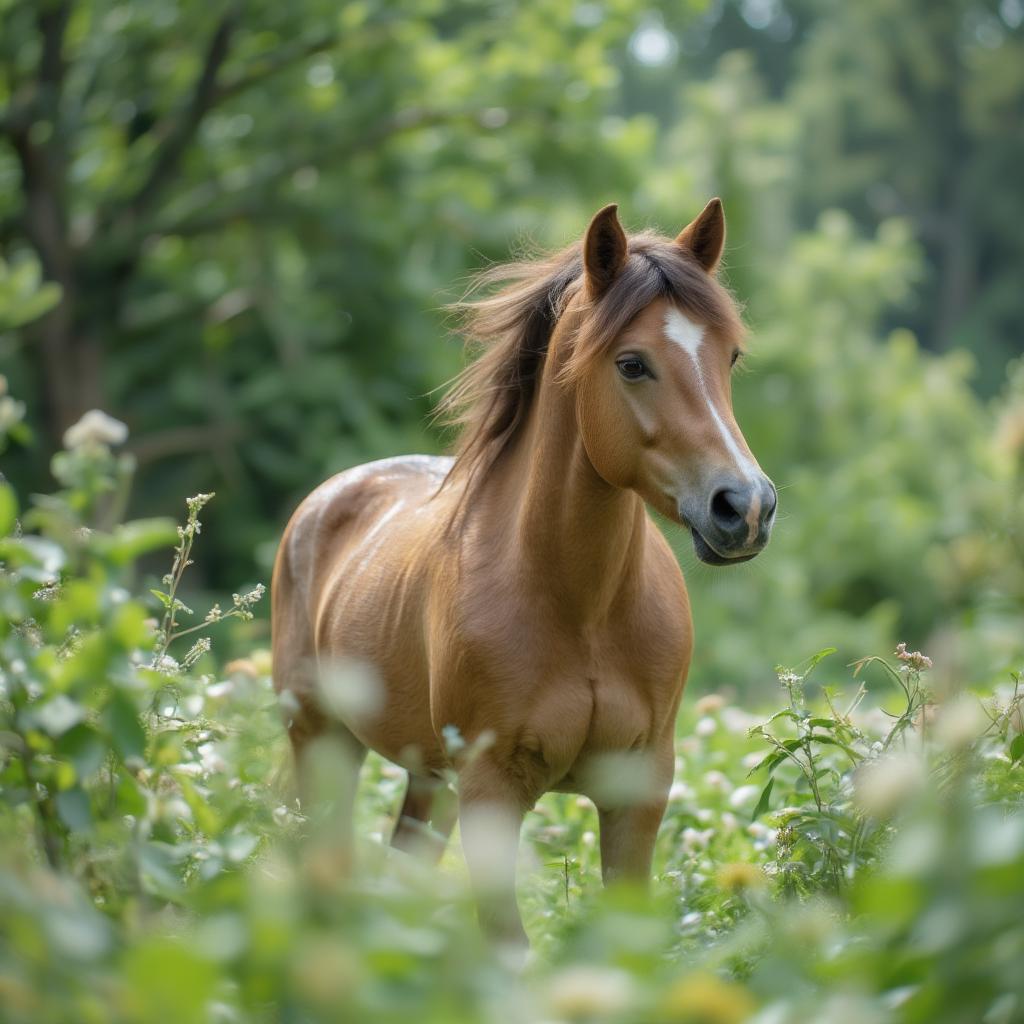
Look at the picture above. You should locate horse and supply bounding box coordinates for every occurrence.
[271,199,776,946]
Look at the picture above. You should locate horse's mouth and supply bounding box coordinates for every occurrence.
[691,528,758,566]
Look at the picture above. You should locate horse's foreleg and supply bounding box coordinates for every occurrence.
[596,745,673,885]
[391,774,457,863]
[457,761,532,948]
[596,800,667,884]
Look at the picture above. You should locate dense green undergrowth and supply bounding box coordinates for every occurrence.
[2,416,1024,1024]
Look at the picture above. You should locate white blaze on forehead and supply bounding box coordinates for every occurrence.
[663,307,763,541]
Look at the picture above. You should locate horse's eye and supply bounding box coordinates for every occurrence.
[616,357,648,380]
[730,349,742,368]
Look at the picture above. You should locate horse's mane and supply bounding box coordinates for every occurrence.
[437,228,745,505]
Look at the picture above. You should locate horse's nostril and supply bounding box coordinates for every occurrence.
[710,489,744,529]
[763,489,778,522]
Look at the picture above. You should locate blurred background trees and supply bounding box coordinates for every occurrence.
[1,0,1022,694]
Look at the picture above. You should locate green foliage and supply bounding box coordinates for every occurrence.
[0,254,60,331]
[2,6,1024,1021]
[2,445,1024,1023]
[2,0,1022,702]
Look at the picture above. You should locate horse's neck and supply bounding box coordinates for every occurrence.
[489,327,646,621]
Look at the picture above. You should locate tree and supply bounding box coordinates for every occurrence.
[0,0,686,577]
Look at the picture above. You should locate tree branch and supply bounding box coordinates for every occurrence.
[38,0,73,96]
[153,106,493,239]
[130,9,237,218]
[211,31,340,106]
[127,422,243,467]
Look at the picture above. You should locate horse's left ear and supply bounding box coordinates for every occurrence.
[583,203,629,297]
[675,197,726,273]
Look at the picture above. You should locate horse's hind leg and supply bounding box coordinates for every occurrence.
[286,693,366,817]
[391,774,457,863]
[273,575,366,854]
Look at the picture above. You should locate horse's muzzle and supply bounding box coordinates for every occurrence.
[682,476,777,565]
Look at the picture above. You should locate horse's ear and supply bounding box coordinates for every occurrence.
[583,203,628,297]
[675,197,726,273]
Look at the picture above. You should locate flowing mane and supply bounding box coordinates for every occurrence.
[438,228,746,498]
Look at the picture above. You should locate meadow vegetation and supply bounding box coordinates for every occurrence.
[2,1,1024,1020]
[1,417,1023,1023]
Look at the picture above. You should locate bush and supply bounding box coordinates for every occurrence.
[2,414,1023,1024]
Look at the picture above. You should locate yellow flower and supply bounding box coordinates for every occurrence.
[251,647,273,675]
[715,862,766,894]
[290,937,362,1008]
[223,658,259,679]
[658,973,756,1023]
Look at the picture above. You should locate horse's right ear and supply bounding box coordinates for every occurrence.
[583,203,628,298]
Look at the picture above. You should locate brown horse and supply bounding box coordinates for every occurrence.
[271,199,776,945]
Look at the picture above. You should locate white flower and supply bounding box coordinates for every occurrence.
[702,770,732,793]
[681,827,714,852]
[728,783,761,810]
[150,653,181,676]
[546,965,633,1019]
[741,751,764,771]
[695,716,718,737]
[669,780,695,802]
[0,395,26,431]
[854,752,926,818]
[932,694,987,752]
[198,742,227,774]
[746,821,776,843]
[722,707,760,734]
[62,409,128,450]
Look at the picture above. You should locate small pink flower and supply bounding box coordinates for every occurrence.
[895,642,933,671]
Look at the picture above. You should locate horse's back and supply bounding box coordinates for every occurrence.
[274,454,454,624]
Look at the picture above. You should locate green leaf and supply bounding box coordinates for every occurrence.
[808,734,862,762]
[55,786,93,831]
[0,482,16,537]
[0,535,65,581]
[56,724,108,779]
[752,778,775,821]
[34,695,86,737]
[96,518,178,565]
[103,693,146,762]
[746,749,790,776]
[764,708,802,726]
[177,777,221,836]
[122,938,218,1021]
[110,602,150,648]
[136,842,186,898]
[1010,734,1024,764]
[802,647,838,678]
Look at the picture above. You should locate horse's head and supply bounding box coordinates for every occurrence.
[571,200,776,565]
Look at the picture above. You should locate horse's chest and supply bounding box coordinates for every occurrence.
[525,650,681,787]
